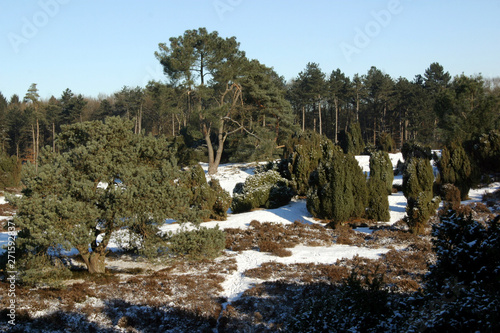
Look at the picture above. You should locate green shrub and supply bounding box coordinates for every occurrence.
[369,150,394,195]
[307,143,367,223]
[8,252,72,287]
[168,225,226,260]
[437,141,473,200]
[470,130,500,174]
[377,132,396,153]
[367,177,390,222]
[440,183,461,212]
[403,157,440,234]
[231,170,293,213]
[402,141,432,161]
[281,132,324,196]
[339,121,365,155]
[0,151,21,189]
[180,165,231,221]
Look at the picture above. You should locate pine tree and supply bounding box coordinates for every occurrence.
[11,117,195,275]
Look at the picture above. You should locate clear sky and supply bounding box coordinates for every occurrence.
[1,0,499,100]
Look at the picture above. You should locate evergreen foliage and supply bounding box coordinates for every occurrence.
[180,164,231,221]
[377,132,396,153]
[403,157,440,234]
[421,214,500,331]
[10,117,197,275]
[339,121,365,155]
[307,142,367,223]
[367,177,390,221]
[231,170,293,213]
[402,141,433,161]
[469,129,500,175]
[437,141,473,200]
[367,151,391,221]
[0,151,21,189]
[281,132,324,196]
[168,225,226,260]
[369,150,394,195]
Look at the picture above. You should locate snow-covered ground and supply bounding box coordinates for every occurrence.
[1,153,499,305]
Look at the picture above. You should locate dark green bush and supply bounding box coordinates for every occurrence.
[377,132,396,153]
[168,225,226,260]
[6,252,72,287]
[339,121,365,155]
[307,143,367,223]
[369,150,394,195]
[440,183,461,211]
[180,165,231,221]
[402,141,432,161]
[0,151,21,189]
[419,214,500,332]
[280,131,325,196]
[367,177,390,221]
[231,170,293,213]
[403,157,440,234]
[437,141,473,200]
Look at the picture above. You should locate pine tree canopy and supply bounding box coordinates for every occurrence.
[13,117,194,274]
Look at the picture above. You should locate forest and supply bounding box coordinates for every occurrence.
[1,28,500,331]
[1,27,499,180]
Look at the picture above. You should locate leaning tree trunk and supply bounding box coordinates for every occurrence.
[80,252,106,274]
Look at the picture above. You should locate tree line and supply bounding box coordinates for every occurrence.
[1,27,499,177]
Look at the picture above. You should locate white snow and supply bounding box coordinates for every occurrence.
[1,152,499,304]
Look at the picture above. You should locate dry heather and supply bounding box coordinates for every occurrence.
[225,220,333,256]
[3,197,499,332]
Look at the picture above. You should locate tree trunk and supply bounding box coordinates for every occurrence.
[81,252,106,274]
[36,118,39,169]
[302,106,305,132]
[334,97,339,143]
[32,124,36,172]
[205,123,217,175]
[318,98,322,136]
[52,122,56,153]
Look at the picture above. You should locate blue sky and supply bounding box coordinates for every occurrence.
[1,0,499,100]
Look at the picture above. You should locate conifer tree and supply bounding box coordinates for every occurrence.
[11,117,195,275]
[403,156,440,234]
[367,151,391,221]
[369,150,394,195]
[437,141,473,200]
[307,142,367,224]
[339,121,365,155]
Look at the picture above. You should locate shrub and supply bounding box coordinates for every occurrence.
[168,225,226,260]
[181,165,231,221]
[437,141,473,200]
[281,131,324,196]
[440,183,461,211]
[377,132,396,153]
[420,214,500,332]
[0,151,21,189]
[469,129,500,174]
[403,157,440,234]
[339,121,365,155]
[307,143,367,224]
[231,170,293,213]
[6,252,72,287]
[402,141,432,161]
[367,177,390,222]
[369,150,394,195]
